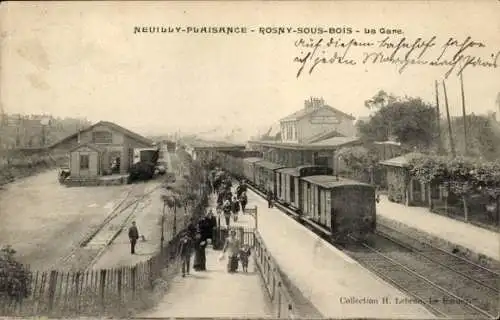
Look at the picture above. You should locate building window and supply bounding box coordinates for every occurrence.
[92,131,113,144]
[80,154,89,170]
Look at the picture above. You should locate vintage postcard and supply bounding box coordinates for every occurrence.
[0,1,499,319]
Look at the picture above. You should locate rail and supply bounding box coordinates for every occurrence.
[347,235,495,319]
[253,231,297,319]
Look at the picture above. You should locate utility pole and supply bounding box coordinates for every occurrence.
[435,81,443,154]
[460,73,468,156]
[442,80,456,157]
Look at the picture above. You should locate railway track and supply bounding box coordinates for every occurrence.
[51,183,161,270]
[240,180,499,318]
[347,239,493,318]
[377,224,500,290]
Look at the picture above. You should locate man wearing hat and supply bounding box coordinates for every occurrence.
[179,232,193,277]
[128,221,139,255]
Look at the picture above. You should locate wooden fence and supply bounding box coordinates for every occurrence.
[253,232,296,319]
[0,233,184,317]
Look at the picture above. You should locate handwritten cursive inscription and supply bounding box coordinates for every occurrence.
[294,36,499,78]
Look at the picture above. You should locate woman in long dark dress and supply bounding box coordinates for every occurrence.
[193,232,207,271]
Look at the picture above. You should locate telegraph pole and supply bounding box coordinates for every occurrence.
[442,80,456,157]
[460,74,468,156]
[435,81,443,154]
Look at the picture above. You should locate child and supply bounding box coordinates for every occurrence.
[239,244,251,272]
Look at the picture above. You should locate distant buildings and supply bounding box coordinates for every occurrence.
[0,113,91,149]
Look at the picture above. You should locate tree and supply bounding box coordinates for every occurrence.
[442,114,500,161]
[336,146,381,184]
[358,95,437,150]
[364,90,398,109]
[336,146,379,171]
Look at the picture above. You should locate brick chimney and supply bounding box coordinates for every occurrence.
[304,97,325,110]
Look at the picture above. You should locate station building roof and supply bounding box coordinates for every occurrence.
[280,105,355,122]
[379,152,424,168]
[186,139,246,150]
[248,136,361,150]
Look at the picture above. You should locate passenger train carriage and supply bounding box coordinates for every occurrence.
[300,175,376,244]
[214,151,377,244]
[253,160,286,195]
[275,165,333,211]
[242,157,263,185]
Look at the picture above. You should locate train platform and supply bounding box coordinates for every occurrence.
[137,193,272,318]
[245,189,436,319]
[376,195,500,263]
[138,248,272,318]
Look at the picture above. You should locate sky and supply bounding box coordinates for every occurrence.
[1,1,499,138]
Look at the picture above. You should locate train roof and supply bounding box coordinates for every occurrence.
[301,175,373,189]
[243,157,263,163]
[277,165,330,177]
[254,160,286,170]
[276,167,298,175]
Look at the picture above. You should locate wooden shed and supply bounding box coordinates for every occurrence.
[69,143,105,177]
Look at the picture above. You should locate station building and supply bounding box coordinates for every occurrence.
[48,121,153,177]
[248,97,361,173]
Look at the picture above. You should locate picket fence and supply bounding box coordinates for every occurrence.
[0,233,184,317]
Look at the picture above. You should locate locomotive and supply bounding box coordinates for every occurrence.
[128,148,160,183]
[214,151,377,244]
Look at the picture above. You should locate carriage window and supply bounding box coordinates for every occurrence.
[290,177,295,202]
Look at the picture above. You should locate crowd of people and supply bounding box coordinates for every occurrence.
[211,169,248,228]
[176,168,252,276]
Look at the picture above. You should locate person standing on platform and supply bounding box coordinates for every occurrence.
[186,217,197,240]
[267,189,274,208]
[128,221,139,255]
[239,244,251,272]
[239,191,248,212]
[236,181,247,198]
[193,231,207,271]
[223,199,232,227]
[179,232,193,277]
[220,229,241,273]
[231,195,240,222]
[204,209,217,243]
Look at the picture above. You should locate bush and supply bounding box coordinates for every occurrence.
[0,245,31,300]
